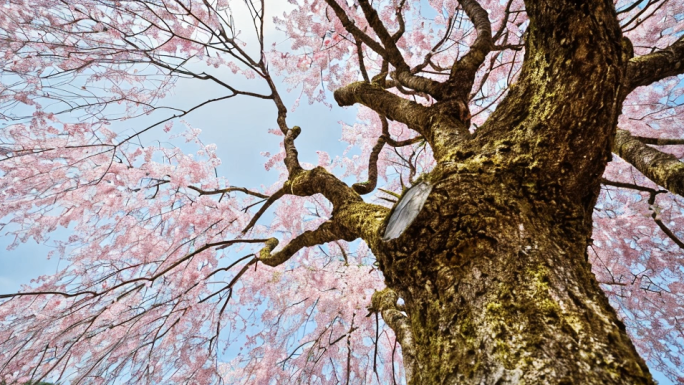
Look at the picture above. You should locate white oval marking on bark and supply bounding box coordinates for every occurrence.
[382,181,433,241]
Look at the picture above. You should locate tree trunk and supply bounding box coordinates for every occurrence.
[373,169,653,384]
[365,0,656,383]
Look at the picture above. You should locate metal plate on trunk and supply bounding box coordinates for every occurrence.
[382,181,433,241]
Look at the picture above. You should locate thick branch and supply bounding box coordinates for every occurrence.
[334,82,432,137]
[613,129,684,197]
[623,36,684,96]
[356,0,408,70]
[288,166,363,206]
[631,136,684,146]
[369,288,416,383]
[258,221,344,267]
[448,0,493,91]
[391,71,446,100]
[284,126,303,175]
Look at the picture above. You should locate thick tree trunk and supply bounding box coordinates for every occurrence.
[363,0,656,383]
[373,169,653,384]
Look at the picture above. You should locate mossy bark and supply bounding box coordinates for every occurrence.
[370,168,653,384]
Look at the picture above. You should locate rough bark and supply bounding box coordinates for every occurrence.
[623,36,684,96]
[368,168,652,384]
[613,129,684,197]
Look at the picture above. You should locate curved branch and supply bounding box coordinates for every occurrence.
[258,221,344,267]
[243,167,363,233]
[613,129,684,197]
[284,125,303,175]
[379,114,423,147]
[449,0,493,90]
[623,36,684,97]
[353,135,385,194]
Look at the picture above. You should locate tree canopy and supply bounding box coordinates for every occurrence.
[0,0,684,383]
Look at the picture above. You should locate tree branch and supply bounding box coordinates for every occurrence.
[284,125,303,175]
[356,0,407,70]
[243,187,286,233]
[448,0,493,92]
[368,288,415,383]
[631,136,684,146]
[390,71,446,100]
[353,135,385,195]
[356,39,370,82]
[623,36,684,96]
[257,221,344,267]
[601,178,683,249]
[322,0,387,57]
[613,129,684,197]
[378,115,423,147]
[188,185,269,199]
[326,0,444,98]
[334,82,432,137]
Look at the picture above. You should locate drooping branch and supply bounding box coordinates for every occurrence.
[257,221,346,267]
[623,36,684,97]
[0,239,271,300]
[613,129,684,197]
